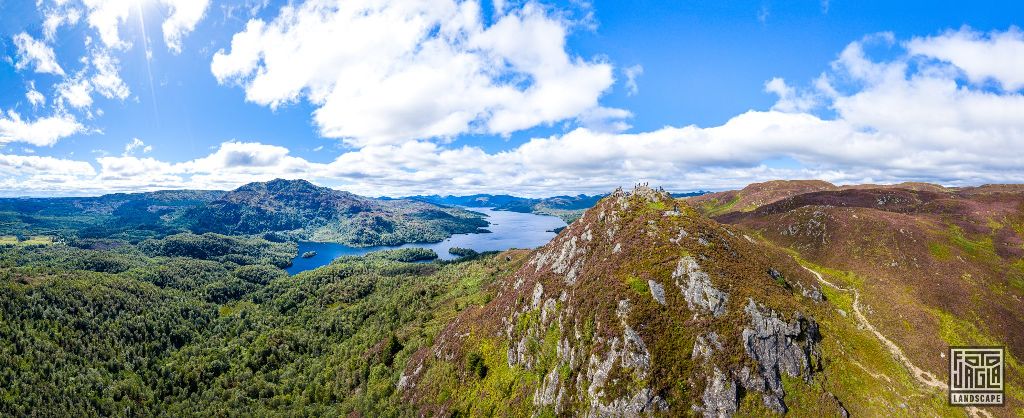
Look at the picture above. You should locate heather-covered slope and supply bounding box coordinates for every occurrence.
[688,180,838,217]
[716,185,1024,415]
[402,186,964,416]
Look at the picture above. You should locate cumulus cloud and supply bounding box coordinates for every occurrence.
[82,0,133,49]
[161,0,212,53]
[12,32,65,75]
[906,27,1024,91]
[42,50,130,115]
[184,141,312,173]
[211,0,618,146]
[96,156,176,180]
[0,112,84,147]
[764,77,817,112]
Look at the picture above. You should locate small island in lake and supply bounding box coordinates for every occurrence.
[368,248,438,262]
[448,247,479,258]
[301,251,317,258]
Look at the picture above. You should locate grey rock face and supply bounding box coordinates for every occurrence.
[673,256,729,317]
[740,298,821,413]
[648,279,666,305]
[699,368,738,418]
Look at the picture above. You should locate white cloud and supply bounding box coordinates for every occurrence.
[26,82,46,108]
[764,77,817,112]
[183,141,308,172]
[576,107,632,133]
[12,32,65,75]
[123,138,152,156]
[96,156,176,180]
[161,0,212,53]
[82,0,133,50]
[212,0,618,146]
[0,154,95,177]
[623,64,643,96]
[90,51,130,100]
[42,7,82,41]
[82,0,209,51]
[0,111,83,147]
[906,27,1024,91]
[57,76,94,109]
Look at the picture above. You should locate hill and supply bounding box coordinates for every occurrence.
[705,184,1024,415]
[183,179,488,246]
[687,180,839,217]
[400,185,986,416]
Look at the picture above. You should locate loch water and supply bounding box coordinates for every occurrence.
[285,207,566,274]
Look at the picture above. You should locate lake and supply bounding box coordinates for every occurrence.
[285,207,566,274]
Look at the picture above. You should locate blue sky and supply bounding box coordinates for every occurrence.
[1,0,1023,197]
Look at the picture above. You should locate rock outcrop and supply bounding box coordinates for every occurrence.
[740,299,821,413]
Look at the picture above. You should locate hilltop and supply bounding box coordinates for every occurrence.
[688,180,839,217]
[184,179,488,246]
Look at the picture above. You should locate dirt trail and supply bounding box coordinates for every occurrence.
[802,266,992,418]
